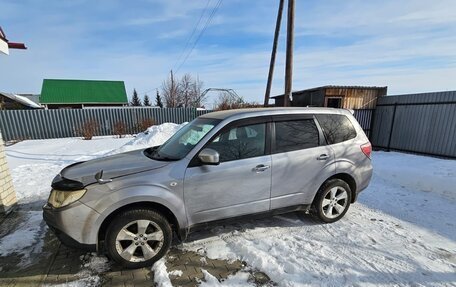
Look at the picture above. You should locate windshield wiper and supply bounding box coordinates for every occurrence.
[145,148,177,161]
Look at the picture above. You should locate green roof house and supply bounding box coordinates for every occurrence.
[40,79,128,109]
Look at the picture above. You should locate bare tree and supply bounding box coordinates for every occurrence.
[162,72,205,108]
[189,75,205,108]
[178,74,205,108]
[179,73,193,108]
[161,70,180,108]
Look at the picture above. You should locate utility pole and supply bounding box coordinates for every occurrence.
[284,0,295,107]
[264,0,285,107]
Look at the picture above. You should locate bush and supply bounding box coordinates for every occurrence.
[77,120,99,140]
[213,92,262,111]
[137,118,156,132]
[113,121,127,138]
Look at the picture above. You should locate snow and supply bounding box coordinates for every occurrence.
[181,152,456,286]
[372,151,456,201]
[168,269,183,277]
[0,211,46,263]
[46,277,101,287]
[44,253,110,287]
[0,92,42,108]
[5,136,131,202]
[199,270,254,287]
[152,258,173,287]
[4,123,186,202]
[2,124,456,286]
[109,122,186,154]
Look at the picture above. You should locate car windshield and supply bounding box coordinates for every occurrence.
[147,117,221,161]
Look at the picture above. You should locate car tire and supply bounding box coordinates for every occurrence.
[105,209,172,269]
[312,179,352,223]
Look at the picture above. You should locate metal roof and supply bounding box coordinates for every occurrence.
[0,92,42,108]
[40,79,128,104]
[271,85,388,98]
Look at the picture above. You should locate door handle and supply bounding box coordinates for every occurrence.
[317,154,330,161]
[253,164,270,172]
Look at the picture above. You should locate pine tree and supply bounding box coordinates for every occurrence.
[130,89,142,106]
[143,94,151,106]
[155,90,164,108]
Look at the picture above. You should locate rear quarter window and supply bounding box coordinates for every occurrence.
[315,114,357,144]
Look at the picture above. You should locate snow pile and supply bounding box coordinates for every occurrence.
[5,137,131,202]
[11,164,64,203]
[0,211,46,262]
[199,270,254,287]
[151,258,173,287]
[109,122,187,154]
[5,122,186,202]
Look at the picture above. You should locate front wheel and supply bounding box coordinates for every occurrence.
[105,209,172,268]
[313,179,352,223]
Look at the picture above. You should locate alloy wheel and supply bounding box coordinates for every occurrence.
[115,220,164,262]
[321,186,348,219]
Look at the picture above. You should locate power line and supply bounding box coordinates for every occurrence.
[175,0,223,74]
[172,0,212,72]
[137,0,223,97]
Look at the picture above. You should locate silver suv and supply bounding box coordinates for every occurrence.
[43,108,373,268]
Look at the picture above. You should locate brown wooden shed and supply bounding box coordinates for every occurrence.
[272,85,387,109]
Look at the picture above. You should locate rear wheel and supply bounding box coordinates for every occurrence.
[313,179,352,223]
[105,209,172,268]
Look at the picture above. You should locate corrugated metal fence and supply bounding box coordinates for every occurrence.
[371,91,456,158]
[2,99,455,158]
[353,109,375,138]
[0,108,210,141]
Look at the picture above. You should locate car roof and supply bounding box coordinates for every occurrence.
[200,107,350,120]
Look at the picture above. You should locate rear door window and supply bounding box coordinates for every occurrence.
[274,119,319,153]
[315,114,357,144]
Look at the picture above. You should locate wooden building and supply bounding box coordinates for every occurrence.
[272,85,387,109]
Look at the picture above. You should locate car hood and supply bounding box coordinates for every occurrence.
[57,149,169,187]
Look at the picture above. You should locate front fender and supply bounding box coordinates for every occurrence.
[83,185,187,244]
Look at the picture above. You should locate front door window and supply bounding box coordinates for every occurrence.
[206,123,266,162]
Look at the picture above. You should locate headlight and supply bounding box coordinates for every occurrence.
[48,189,87,208]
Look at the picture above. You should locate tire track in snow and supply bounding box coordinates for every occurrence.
[182,204,455,286]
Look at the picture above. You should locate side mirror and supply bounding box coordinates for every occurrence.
[198,148,220,165]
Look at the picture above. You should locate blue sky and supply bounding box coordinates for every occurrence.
[1,0,456,104]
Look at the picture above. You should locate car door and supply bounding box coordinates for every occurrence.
[184,118,272,225]
[270,115,335,209]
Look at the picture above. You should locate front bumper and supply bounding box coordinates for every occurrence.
[42,201,100,250]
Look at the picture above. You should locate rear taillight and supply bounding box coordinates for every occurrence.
[361,142,372,158]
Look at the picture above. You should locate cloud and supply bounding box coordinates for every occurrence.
[0,0,455,105]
